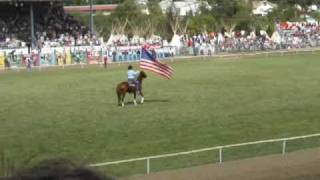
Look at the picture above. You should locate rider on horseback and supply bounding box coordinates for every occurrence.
[127,65,139,91]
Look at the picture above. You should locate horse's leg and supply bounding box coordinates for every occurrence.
[121,94,125,107]
[140,91,144,104]
[133,90,137,106]
[117,93,121,106]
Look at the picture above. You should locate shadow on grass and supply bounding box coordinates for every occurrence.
[121,99,169,106]
[144,99,169,103]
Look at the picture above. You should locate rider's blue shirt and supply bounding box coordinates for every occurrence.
[128,70,138,80]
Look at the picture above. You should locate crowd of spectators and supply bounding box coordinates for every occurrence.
[102,22,320,58]
[177,22,320,55]
[0,0,319,58]
[0,1,90,49]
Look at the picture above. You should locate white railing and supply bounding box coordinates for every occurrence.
[1,47,320,72]
[89,133,320,174]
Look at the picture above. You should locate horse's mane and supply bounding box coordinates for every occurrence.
[138,71,147,79]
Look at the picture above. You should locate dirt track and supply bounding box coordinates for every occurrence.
[123,148,320,180]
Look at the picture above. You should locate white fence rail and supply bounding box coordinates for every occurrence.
[89,133,320,174]
[1,47,320,72]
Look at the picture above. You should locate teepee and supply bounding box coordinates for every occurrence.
[271,31,281,44]
[106,19,129,46]
[168,11,189,47]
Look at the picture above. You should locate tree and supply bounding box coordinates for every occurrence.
[205,0,252,33]
[147,0,163,15]
[166,5,190,37]
[110,0,146,34]
[188,15,217,34]
[310,11,320,24]
[146,0,167,37]
[110,0,143,22]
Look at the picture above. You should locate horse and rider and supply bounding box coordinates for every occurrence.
[127,65,139,89]
[116,65,147,107]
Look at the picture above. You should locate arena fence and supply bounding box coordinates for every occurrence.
[89,133,320,175]
[0,47,320,71]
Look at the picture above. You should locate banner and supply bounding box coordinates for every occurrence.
[31,53,40,66]
[40,54,48,66]
[0,54,4,69]
[65,51,72,65]
[72,51,87,64]
[9,53,23,68]
[86,51,101,64]
[56,53,64,65]
[40,53,55,66]
[51,50,57,65]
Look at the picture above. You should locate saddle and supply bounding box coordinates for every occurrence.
[128,83,136,87]
[128,81,136,93]
[128,81,140,93]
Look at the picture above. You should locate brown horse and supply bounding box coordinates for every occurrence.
[116,71,147,107]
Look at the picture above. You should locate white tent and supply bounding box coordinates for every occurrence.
[249,31,256,39]
[131,35,143,45]
[146,34,162,44]
[106,34,129,46]
[217,33,224,44]
[170,34,182,47]
[106,34,115,45]
[260,30,270,39]
[271,31,281,44]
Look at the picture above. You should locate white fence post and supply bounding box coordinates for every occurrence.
[146,158,150,174]
[219,147,223,164]
[282,140,286,155]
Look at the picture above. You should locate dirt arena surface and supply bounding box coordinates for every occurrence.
[123,148,320,180]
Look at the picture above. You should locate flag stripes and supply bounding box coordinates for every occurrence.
[139,48,173,79]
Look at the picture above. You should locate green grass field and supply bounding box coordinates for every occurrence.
[1,52,320,176]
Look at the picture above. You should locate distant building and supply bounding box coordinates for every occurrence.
[64,4,117,15]
[135,0,150,14]
[64,1,150,15]
[159,0,211,16]
[252,0,276,16]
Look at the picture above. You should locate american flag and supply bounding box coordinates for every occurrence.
[140,48,173,79]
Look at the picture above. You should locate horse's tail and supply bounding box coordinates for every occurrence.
[116,83,123,95]
[116,85,122,105]
[116,88,122,98]
[116,82,128,105]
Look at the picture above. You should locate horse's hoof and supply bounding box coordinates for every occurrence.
[141,97,144,104]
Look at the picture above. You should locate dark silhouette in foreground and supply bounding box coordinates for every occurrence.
[7,158,115,180]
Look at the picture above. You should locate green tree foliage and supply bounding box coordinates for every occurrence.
[310,11,320,24]
[110,0,144,22]
[146,0,169,37]
[109,0,149,37]
[188,15,217,34]
[68,0,320,39]
[205,0,253,32]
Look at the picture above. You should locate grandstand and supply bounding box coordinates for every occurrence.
[0,0,88,48]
